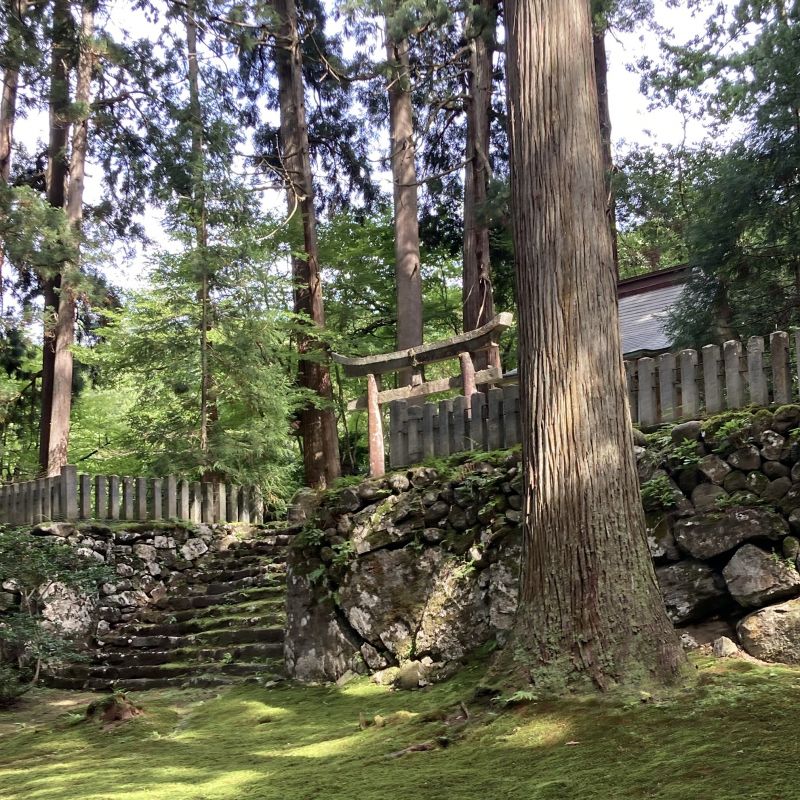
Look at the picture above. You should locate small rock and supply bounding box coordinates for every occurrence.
[760,430,786,461]
[680,633,699,650]
[133,543,157,562]
[762,461,789,479]
[0,591,16,612]
[745,471,770,496]
[631,427,647,447]
[360,643,388,670]
[423,501,450,524]
[671,420,702,443]
[505,509,522,524]
[723,471,748,493]
[115,563,134,578]
[181,538,209,561]
[697,454,732,485]
[371,666,401,686]
[791,462,800,483]
[762,477,792,503]
[394,660,424,690]
[76,547,105,563]
[31,522,75,538]
[712,636,739,658]
[335,670,357,687]
[153,535,176,549]
[727,446,761,471]
[783,536,800,561]
[387,474,410,493]
[690,483,728,512]
[422,527,445,544]
[722,544,800,608]
[448,505,469,531]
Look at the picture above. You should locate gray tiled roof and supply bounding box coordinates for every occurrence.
[618,282,684,356]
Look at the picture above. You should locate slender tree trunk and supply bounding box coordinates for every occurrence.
[274,0,341,488]
[39,0,71,474]
[46,1,94,475]
[184,0,213,465]
[0,0,28,315]
[593,27,618,272]
[463,0,500,371]
[386,28,423,387]
[503,0,685,690]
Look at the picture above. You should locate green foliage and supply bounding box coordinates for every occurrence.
[0,663,25,708]
[640,474,677,512]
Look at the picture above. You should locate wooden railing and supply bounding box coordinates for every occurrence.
[338,325,800,473]
[333,313,514,476]
[625,331,800,427]
[0,466,266,527]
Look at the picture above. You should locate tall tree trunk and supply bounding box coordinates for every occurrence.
[592,26,618,272]
[39,0,71,474]
[386,28,423,387]
[463,0,500,371]
[503,0,685,690]
[0,0,28,315]
[46,1,94,475]
[274,0,341,488]
[184,0,213,465]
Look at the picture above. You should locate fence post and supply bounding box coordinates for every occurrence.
[488,387,503,450]
[178,479,190,520]
[679,350,699,418]
[202,482,215,523]
[656,352,677,422]
[227,484,239,522]
[503,384,520,448]
[747,336,768,406]
[470,391,487,450]
[217,483,227,523]
[34,478,45,524]
[165,476,177,519]
[637,357,657,427]
[60,465,78,521]
[771,331,792,405]
[436,399,452,458]
[624,361,638,424]
[240,487,250,524]
[459,351,476,399]
[78,474,91,519]
[190,482,202,523]
[151,478,163,520]
[96,475,108,520]
[452,395,468,453]
[108,476,120,520]
[422,402,436,461]
[724,339,745,409]
[406,405,423,465]
[253,486,264,524]
[389,400,408,469]
[366,373,385,478]
[135,477,147,520]
[122,477,134,520]
[701,345,722,414]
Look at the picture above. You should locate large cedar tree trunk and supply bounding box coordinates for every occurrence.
[45,1,94,475]
[386,29,423,387]
[274,0,341,488]
[39,0,71,474]
[503,0,685,690]
[462,0,500,371]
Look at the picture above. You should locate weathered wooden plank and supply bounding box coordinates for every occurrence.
[389,400,408,469]
[79,474,91,519]
[637,357,657,427]
[108,476,120,520]
[452,395,468,453]
[348,366,504,411]
[747,336,768,406]
[701,345,722,415]
[152,479,163,520]
[422,403,436,461]
[226,484,239,522]
[723,339,745,409]
[435,399,452,457]
[679,349,699,418]
[470,392,487,450]
[657,352,677,421]
[190,482,202,523]
[332,312,513,377]
[165,476,177,519]
[135,477,147,521]
[179,480,190,521]
[771,331,792,405]
[502,384,519,448]
[366,374,385,477]
[488,387,503,450]
[96,476,108,520]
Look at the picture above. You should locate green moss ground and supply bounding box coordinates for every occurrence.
[1,657,799,800]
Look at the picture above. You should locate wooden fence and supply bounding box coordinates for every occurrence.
[356,329,800,470]
[626,331,800,428]
[0,466,265,527]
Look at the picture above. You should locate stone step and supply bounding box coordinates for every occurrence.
[101,625,283,651]
[182,560,287,583]
[111,610,285,639]
[166,595,284,624]
[90,640,284,667]
[167,584,284,611]
[181,568,286,595]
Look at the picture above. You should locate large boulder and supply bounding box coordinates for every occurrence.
[338,547,444,660]
[673,508,788,559]
[722,544,800,608]
[656,560,729,624]
[737,598,800,664]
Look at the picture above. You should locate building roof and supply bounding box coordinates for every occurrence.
[617,266,688,357]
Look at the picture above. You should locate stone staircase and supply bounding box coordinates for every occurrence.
[47,528,297,691]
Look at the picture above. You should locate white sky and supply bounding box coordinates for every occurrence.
[11,0,728,292]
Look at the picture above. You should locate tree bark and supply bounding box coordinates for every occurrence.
[45,1,94,476]
[503,0,685,690]
[184,0,213,464]
[593,26,619,272]
[462,0,500,372]
[386,28,423,387]
[274,0,341,488]
[39,0,71,474]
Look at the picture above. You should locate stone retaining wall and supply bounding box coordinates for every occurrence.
[286,406,800,686]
